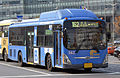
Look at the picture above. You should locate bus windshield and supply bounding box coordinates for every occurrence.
[63,20,107,50]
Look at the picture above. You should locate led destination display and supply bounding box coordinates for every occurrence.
[72,21,99,27]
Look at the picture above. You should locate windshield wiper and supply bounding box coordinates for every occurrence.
[75,39,86,53]
[92,46,100,53]
[75,39,100,53]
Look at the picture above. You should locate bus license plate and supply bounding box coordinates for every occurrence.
[84,63,92,68]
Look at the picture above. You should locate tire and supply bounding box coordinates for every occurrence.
[113,51,118,57]
[110,53,113,56]
[3,49,8,62]
[46,54,53,71]
[84,68,92,72]
[18,52,24,67]
[118,54,120,60]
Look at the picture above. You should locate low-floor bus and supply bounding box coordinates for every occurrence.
[7,9,109,71]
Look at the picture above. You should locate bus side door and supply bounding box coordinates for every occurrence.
[26,27,34,63]
[54,30,62,66]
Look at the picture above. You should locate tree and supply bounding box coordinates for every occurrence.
[114,16,120,34]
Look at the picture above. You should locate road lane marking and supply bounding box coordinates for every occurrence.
[0,72,120,78]
[0,63,50,75]
[108,72,120,75]
[0,74,98,78]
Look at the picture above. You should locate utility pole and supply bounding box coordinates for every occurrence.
[104,0,106,22]
[105,0,118,44]
[112,0,116,45]
[87,0,89,9]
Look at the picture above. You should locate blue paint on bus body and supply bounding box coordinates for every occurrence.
[8,9,107,69]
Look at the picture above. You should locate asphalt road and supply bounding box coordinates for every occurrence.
[0,55,120,78]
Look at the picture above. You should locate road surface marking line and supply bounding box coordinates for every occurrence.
[0,74,97,78]
[0,72,119,78]
[1,72,120,78]
[107,72,120,75]
[0,63,50,75]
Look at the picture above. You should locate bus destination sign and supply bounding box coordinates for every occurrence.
[72,21,99,27]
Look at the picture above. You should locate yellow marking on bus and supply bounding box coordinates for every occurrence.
[1,38,8,54]
[27,62,34,65]
[0,23,12,26]
[63,54,64,64]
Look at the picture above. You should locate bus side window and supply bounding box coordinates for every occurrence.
[37,25,45,47]
[37,25,54,47]
[4,31,8,37]
[9,27,26,46]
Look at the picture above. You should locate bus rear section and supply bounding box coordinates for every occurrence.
[0,21,11,61]
[62,20,108,70]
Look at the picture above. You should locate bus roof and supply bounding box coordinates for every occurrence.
[0,19,15,26]
[0,18,39,27]
[39,9,98,22]
[10,9,102,28]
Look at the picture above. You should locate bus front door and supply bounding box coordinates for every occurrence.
[55,31,61,66]
[27,32,34,63]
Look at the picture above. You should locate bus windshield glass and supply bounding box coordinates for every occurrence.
[63,20,107,50]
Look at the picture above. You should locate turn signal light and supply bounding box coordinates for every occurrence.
[65,17,68,20]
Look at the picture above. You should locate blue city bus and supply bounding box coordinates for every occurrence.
[8,9,108,71]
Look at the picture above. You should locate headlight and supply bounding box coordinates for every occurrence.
[63,54,71,64]
[103,54,108,64]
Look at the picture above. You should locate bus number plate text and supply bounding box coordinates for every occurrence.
[84,63,92,68]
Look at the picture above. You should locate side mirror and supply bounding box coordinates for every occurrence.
[106,32,111,41]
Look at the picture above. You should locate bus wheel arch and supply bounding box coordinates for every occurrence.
[2,48,8,62]
[45,53,53,71]
[18,50,24,67]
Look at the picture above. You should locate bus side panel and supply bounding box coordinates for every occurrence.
[1,38,8,55]
[40,47,45,66]
[40,47,54,67]
[0,38,2,56]
[51,51,54,67]
[8,46,27,63]
[61,38,64,68]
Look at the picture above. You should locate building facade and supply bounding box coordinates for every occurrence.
[0,0,119,20]
[0,0,120,39]
[0,0,84,20]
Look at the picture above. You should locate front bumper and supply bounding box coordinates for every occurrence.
[63,63,108,69]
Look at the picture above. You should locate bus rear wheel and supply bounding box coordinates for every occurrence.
[18,52,24,67]
[46,54,53,71]
[3,49,8,62]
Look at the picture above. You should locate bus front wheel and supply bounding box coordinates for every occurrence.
[46,54,53,71]
[18,52,24,67]
[3,49,8,62]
